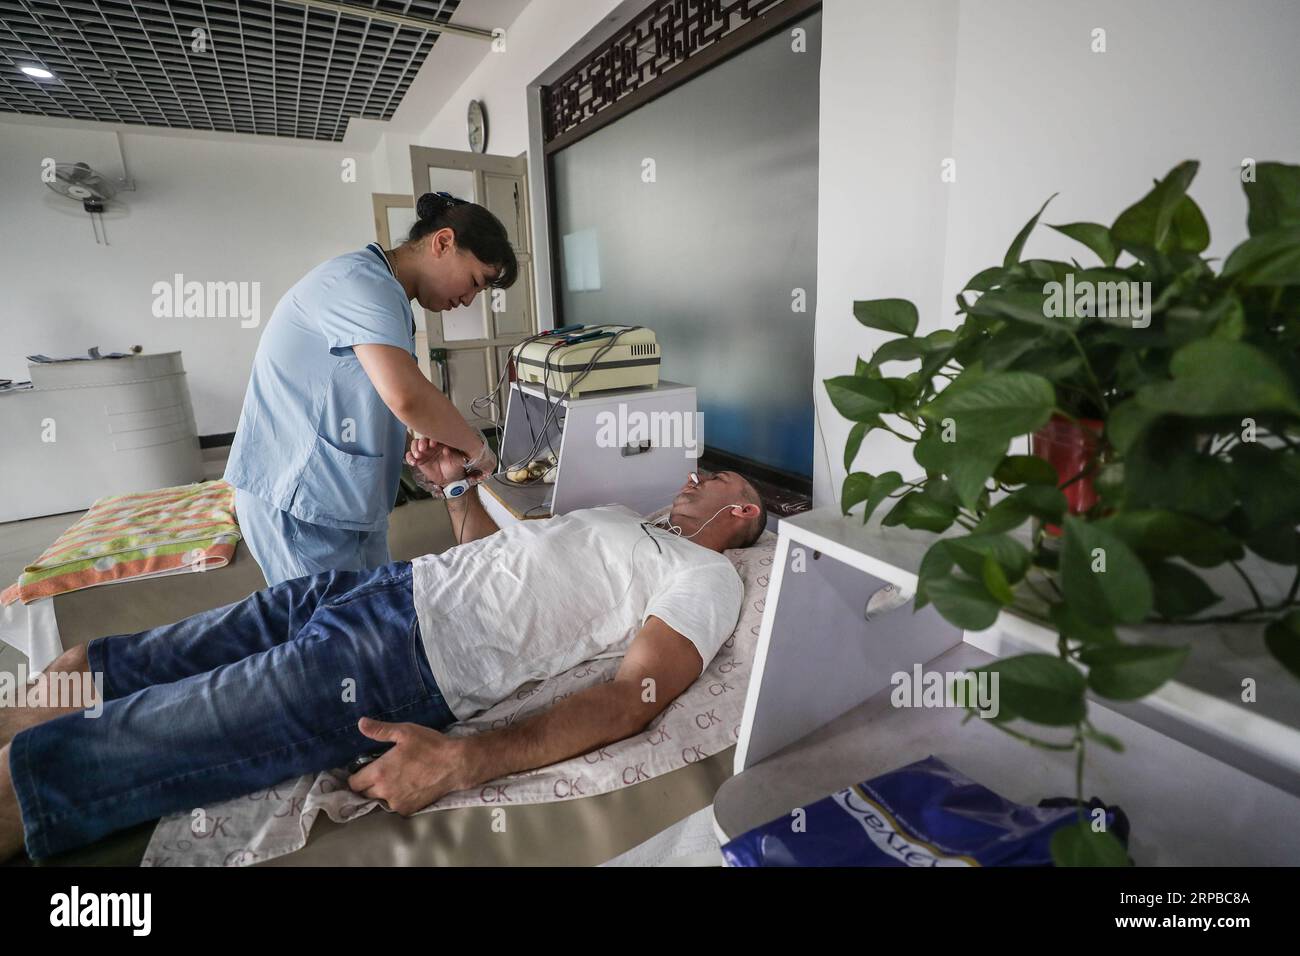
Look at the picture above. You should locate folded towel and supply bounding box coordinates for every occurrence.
[1,480,241,606]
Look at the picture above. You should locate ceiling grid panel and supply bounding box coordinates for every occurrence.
[0,0,463,141]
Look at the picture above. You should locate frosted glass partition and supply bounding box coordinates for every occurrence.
[550,10,820,479]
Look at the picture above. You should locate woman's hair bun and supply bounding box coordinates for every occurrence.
[416,191,458,220]
[404,192,518,289]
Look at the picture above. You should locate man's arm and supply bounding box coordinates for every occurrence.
[452,616,703,790]
[444,486,500,546]
[407,437,499,545]
[348,616,708,813]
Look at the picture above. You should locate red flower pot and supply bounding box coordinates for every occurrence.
[1031,414,1104,536]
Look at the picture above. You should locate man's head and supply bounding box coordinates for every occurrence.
[667,470,767,552]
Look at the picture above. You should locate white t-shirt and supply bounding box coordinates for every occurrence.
[411,504,744,721]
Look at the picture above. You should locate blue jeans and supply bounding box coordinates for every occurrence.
[8,561,454,860]
[234,486,392,587]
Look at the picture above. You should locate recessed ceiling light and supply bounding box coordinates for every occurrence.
[20,65,55,79]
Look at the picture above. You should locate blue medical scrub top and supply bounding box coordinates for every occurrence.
[225,243,416,532]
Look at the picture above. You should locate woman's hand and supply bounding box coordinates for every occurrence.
[464,439,497,485]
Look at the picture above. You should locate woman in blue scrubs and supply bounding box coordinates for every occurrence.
[225,192,517,585]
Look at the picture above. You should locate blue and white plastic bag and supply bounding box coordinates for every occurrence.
[720,755,1122,867]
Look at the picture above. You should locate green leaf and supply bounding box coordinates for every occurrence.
[841,472,873,515]
[994,455,1060,486]
[924,478,964,509]
[1244,161,1300,236]
[1051,822,1130,867]
[924,574,1002,630]
[921,371,1056,440]
[1105,399,1162,455]
[1147,561,1221,618]
[853,298,919,335]
[1007,347,1083,381]
[946,533,1032,583]
[1264,611,1300,680]
[1111,160,1200,256]
[1058,268,1154,327]
[1168,194,1211,254]
[922,329,959,351]
[1120,421,1238,523]
[1220,227,1300,286]
[1245,524,1300,565]
[854,472,905,524]
[844,420,870,471]
[1229,446,1300,530]
[969,286,1079,331]
[981,555,1015,604]
[881,488,958,533]
[965,266,1008,292]
[1024,259,1075,283]
[975,484,1068,534]
[1060,516,1154,626]
[824,375,898,422]
[1210,296,1246,340]
[1016,484,1070,521]
[974,653,1086,725]
[1101,510,1243,568]
[1137,340,1300,417]
[881,376,920,405]
[1050,602,1118,647]
[915,540,956,610]
[914,428,1007,511]
[868,337,928,367]
[918,347,957,385]
[1048,222,1118,267]
[1079,643,1190,699]
[1004,194,1058,268]
[981,323,1051,372]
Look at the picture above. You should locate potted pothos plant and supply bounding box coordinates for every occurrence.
[825,159,1300,866]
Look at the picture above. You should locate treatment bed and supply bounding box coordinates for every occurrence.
[21,498,772,867]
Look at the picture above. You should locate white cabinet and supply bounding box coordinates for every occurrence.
[712,507,1300,865]
[0,353,204,522]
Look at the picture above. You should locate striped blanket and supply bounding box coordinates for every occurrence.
[1,481,241,606]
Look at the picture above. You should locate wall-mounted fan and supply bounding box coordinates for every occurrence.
[46,162,127,244]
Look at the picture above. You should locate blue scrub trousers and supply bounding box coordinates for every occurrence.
[8,561,455,861]
[235,486,392,587]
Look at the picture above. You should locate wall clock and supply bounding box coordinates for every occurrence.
[468,99,487,154]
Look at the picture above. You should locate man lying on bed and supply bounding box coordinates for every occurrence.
[0,441,766,861]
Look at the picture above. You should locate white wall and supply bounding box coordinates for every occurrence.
[942,0,1300,301]
[814,0,960,507]
[369,0,625,194]
[0,116,376,434]
[815,0,1300,511]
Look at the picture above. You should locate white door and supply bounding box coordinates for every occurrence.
[408,145,537,431]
